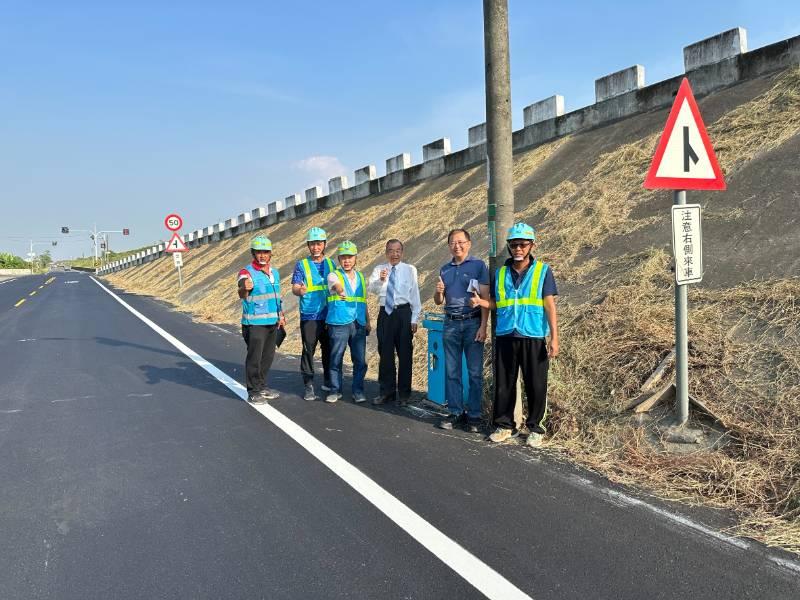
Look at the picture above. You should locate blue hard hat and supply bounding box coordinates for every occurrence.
[506,222,536,242]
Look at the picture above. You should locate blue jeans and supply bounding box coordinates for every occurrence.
[327,322,368,395]
[443,317,484,419]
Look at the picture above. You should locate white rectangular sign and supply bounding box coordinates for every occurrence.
[173,252,183,268]
[671,204,703,285]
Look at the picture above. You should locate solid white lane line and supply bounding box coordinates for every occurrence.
[90,277,533,600]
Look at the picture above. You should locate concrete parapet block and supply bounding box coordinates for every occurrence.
[304,186,323,213]
[595,65,645,102]
[468,123,486,147]
[328,175,348,194]
[354,165,377,186]
[523,95,565,127]
[212,221,225,242]
[684,27,747,72]
[223,216,237,239]
[423,138,451,161]
[386,153,411,174]
[283,194,302,220]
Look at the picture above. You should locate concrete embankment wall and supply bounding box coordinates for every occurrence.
[99,27,800,277]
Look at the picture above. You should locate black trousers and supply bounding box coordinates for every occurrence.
[493,336,549,433]
[300,319,331,386]
[242,324,277,394]
[377,304,413,399]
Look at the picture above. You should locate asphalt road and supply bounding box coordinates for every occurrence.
[1,271,798,599]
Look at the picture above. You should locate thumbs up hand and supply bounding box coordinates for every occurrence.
[469,290,483,309]
[435,276,445,295]
[379,268,389,282]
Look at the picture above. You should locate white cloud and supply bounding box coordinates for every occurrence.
[293,155,349,190]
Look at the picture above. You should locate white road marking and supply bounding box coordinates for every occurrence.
[18,339,37,343]
[206,323,237,337]
[91,276,533,600]
[127,393,153,398]
[564,473,800,576]
[0,278,18,285]
[0,409,22,414]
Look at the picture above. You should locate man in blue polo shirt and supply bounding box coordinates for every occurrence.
[291,227,336,401]
[433,228,490,433]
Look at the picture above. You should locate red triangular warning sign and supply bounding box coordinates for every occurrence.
[643,78,725,191]
[165,232,189,253]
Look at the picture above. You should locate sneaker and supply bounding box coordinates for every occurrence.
[248,393,267,405]
[325,393,340,404]
[353,392,367,404]
[526,432,544,447]
[466,418,482,434]
[303,383,316,402]
[437,414,462,430]
[397,396,410,408]
[488,427,519,443]
[321,383,333,392]
[261,388,280,400]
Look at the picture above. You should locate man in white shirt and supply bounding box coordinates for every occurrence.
[367,239,421,406]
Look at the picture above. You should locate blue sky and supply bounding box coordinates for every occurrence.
[1,0,798,260]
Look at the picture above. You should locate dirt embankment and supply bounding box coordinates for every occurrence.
[106,68,800,553]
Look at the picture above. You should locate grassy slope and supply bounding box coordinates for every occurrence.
[105,68,800,552]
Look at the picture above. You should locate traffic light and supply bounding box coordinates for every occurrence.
[123,228,130,235]
[61,226,69,234]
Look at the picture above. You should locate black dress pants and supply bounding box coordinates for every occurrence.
[377,304,413,399]
[242,324,277,393]
[492,336,549,433]
[300,319,331,386]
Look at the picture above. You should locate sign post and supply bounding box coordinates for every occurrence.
[644,78,725,428]
[172,252,184,288]
[164,213,188,289]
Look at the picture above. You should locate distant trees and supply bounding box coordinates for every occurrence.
[0,252,29,269]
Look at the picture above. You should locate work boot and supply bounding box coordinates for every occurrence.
[303,383,316,402]
[488,427,519,443]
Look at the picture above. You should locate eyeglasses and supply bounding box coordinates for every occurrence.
[508,241,532,249]
[448,241,469,247]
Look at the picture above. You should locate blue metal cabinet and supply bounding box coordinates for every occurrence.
[421,312,469,406]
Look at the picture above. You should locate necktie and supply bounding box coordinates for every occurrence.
[385,265,397,314]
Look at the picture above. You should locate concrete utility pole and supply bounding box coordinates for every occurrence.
[483,0,518,410]
[483,0,515,277]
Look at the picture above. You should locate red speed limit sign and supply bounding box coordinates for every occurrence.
[164,213,183,231]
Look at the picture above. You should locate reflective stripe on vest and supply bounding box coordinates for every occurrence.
[496,261,544,308]
[495,261,549,338]
[301,257,335,292]
[241,265,280,326]
[326,270,367,326]
[298,257,335,318]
